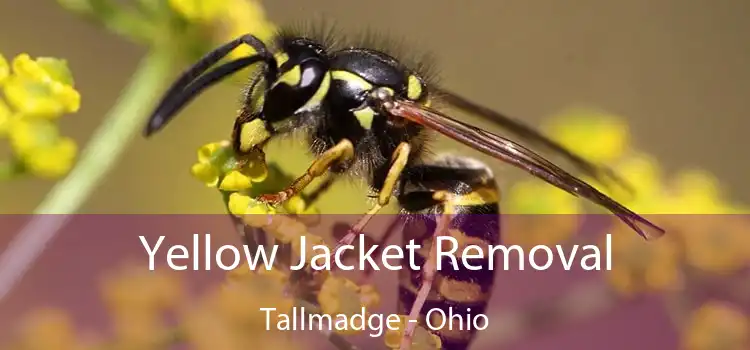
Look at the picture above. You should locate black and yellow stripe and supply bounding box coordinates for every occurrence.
[397,155,501,350]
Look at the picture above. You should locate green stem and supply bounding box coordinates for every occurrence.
[40,50,172,213]
[0,50,174,300]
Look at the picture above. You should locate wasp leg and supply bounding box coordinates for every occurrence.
[259,139,355,204]
[302,173,340,208]
[334,142,411,250]
[401,191,456,350]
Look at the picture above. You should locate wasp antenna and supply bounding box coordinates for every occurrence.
[144,34,276,137]
[145,56,269,136]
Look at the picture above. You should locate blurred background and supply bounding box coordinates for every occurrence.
[1,0,748,213]
[0,0,748,349]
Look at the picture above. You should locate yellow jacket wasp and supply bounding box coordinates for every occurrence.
[144,25,665,350]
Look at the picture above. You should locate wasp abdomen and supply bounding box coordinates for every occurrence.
[397,155,501,350]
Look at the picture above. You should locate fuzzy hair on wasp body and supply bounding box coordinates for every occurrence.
[144,22,666,349]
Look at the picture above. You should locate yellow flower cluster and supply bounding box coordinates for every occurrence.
[502,108,631,246]
[8,308,92,350]
[101,265,183,348]
[189,140,429,347]
[544,108,631,164]
[58,0,277,61]
[384,315,443,350]
[168,0,277,59]
[602,159,750,293]
[185,267,299,350]
[541,108,747,215]
[0,53,80,179]
[683,301,748,350]
[190,140,318,217]
[503,179,583,248]
[605,224,684,296]
[317,276,380,330]
[191,140,268,191]
[502,108,749,295]
[2,264,305,350]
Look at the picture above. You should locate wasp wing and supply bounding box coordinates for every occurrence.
[434,87,633,195]
[385,98,665,240]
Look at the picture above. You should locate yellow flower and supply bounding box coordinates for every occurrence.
[0,53,8,85]
[219,170,253,191]
[0,53,80,180]
[267,215,309,244]
[23,136,77,178]
[191,162,220,186]
[358,284,381,310]
[613,165,749,273]
[318,275,369,335]
[98,265,184,347]
[602,153,665,210]
[677,215,750,274]
[219,0,278,59]
[282,195,321,225]
[197,141,227,162]
[168,0,226,23]
[596,151,749,276]
[101,265,184,313]
[4,54,80,118]
[504,179,581,247]
[544,108,631,164]
[384,315,442,350]
[191,142,318,244]
[318,276,362,314]
[601,154,735,215]
[7,117,55,154]
[226,265,253,282]
[7,118,78,178]
[17,308,80,350]
[12,54,74,85]
[184,267,297,350]
[283,195,307,214]
[683,301,748,350]
[605,225,683,296]
[182,305,248,350]
[111,310,167,348]
[506,180,582,215]
[167,0,277,60]
[216,273,293,326]
[227,192,253,215]
[191,141,230,187]
[255,266,290,286]
[0,98,12,135]
[190,141,268,190]
[663,169,729,214]
[292,233,327,263]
